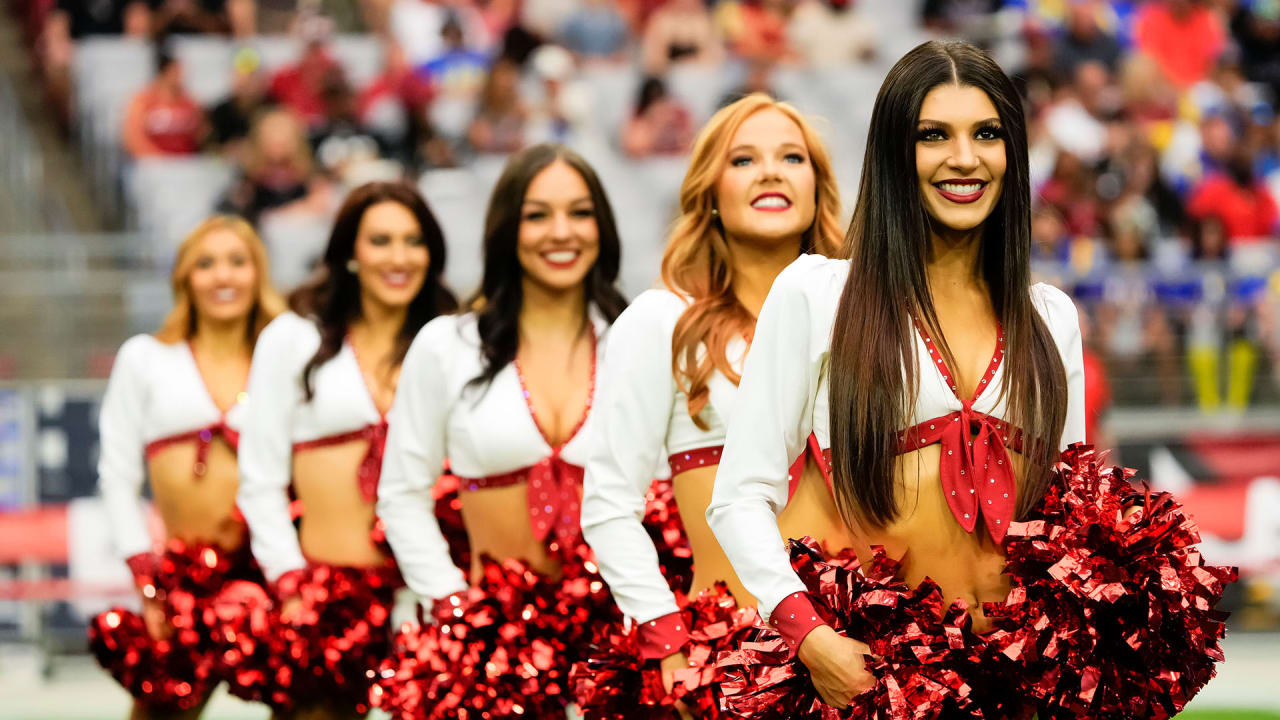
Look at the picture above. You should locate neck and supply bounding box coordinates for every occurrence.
[352,294,408,346]
[926,221,985,300]
[191,315,252,357]
[519,276,588,340]
[726,233,803,317]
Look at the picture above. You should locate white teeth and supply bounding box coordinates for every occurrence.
[752,196,790,209]
[939,182,983,196]
[213,289,237,302]
[383,272,409,284]
[544,250,579,263]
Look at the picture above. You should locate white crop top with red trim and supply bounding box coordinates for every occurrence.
[706,254,1085,627]
[377,308,611,604]
[98,334,249,561]
[236,312,386,582]
[580,288,748,631]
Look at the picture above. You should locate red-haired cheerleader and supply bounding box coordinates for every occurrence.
[707,41,1235,720]
[91,216,286,719]
[573,93,844,719]
[232,181,457,720]
[372,143,629,720]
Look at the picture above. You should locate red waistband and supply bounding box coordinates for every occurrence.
[292,421,388,504]
[668,433,829,502]
[144,422,240,479]
[455,454,584,552]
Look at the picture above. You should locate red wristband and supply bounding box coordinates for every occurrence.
[638,611,690,660]
[769,591,827,658]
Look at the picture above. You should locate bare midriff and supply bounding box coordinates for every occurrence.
[291,438,387,568]
[458,482,560,582]
[146,438,244,551]
[672,457,838,609]
[818,443,1029,633]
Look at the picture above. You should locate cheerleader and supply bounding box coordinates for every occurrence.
[372,143,628,720]
[707,41,1233,719]
[90,216,285,719]
[234,181,457,719]
[574,94,844,718]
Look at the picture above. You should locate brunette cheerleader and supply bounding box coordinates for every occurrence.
[372,143,628,720]
[90,216,286,719]
[707,41,1234,720]
[573,94,844,719]
[233,181,457,719]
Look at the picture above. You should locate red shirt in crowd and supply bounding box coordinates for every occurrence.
[270,49,343,128]
[1188,174,1279,243]
[1134,1,1225,89]
[128,88,204,155]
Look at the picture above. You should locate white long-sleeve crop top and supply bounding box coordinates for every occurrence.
[377,307,610,604]
[706,254,1085,651]
[98,334,250,572]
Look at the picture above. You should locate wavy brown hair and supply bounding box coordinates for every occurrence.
[662,93,843,428]
[154,215,286,344]
[828,41,1067,529]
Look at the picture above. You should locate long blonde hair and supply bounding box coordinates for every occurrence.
[154,215,286,344]
[662,94,843,428]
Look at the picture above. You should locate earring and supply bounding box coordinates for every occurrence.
[711,207,719,216]
[346,259,359,274]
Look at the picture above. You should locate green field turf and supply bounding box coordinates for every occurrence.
[1179,712,1280,719]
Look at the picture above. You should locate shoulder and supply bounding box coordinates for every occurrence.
[1030,282,1082,350]
[623,288,689,323]
[767,254,850,316]
[407,313,474,362]
[113,334,166,375]
[254,312,321,361]
[602,289,686,351]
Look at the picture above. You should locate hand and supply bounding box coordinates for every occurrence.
[140,594,171,641]
[796,625,875,709]
[659,652,694,720]
[279,596,304,624]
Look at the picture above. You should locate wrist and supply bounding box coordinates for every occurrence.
[769,591,828,658]
[271,568,308,603]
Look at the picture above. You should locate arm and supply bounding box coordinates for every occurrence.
[377,319,469,603]
[97,338,157,581]
[121,94,161,158]
[581,294,684,659]
[706,259,822,651]
[236,317,308,589]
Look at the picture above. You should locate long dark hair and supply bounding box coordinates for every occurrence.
[828,40,1067,529]
[290,181,458,399]
[468,143,627,388]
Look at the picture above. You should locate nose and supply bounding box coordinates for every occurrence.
[550,210,573,241]
[946,136,980,174]
[759,155,783,182]
[389,237,410,265]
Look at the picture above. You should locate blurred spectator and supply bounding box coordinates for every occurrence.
[1043,69,1108,165]
[525,44,593,144]
[150,0,233,35]
[1078,311,1113,446]
[122,48,207,157]
[622,76,694,157]
[788,0,877,67]
[310,70,390,183]
[1134,0,1227,90]
[641,0,723,74]
[40,0,152,124]
[268,27,346,129]
[467,57,529,153]
[1031,205,1072,263]
[719,60,778,107]
[360,42,442,166]
[392,0,492,66]
[716,0,799,64]
[420,15,491,94]
[208,48,269,155]
[520,0,580,40]
[559,0,630,62]
[257,0,365,33]
[1054,0,1122,75]
[1188,149,1280,243]
[1039,150,1103,237]
[220,108,320,223]
[1230,0,1280,101]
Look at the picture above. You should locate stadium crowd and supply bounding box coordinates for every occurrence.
[9,0,1280,411]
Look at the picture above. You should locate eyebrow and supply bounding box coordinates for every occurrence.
[917,117,1002,128]
[522,197,594,207]
[728,142,809,154]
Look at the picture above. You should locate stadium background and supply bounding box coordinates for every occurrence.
[0,0,1277,717]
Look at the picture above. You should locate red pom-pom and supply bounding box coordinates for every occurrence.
[214,563,401,714]
[373,551,617,720]
[716,540,1004,720]
[89,540,264,711]
[643,478,694,595]
[985,444,1237,719]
